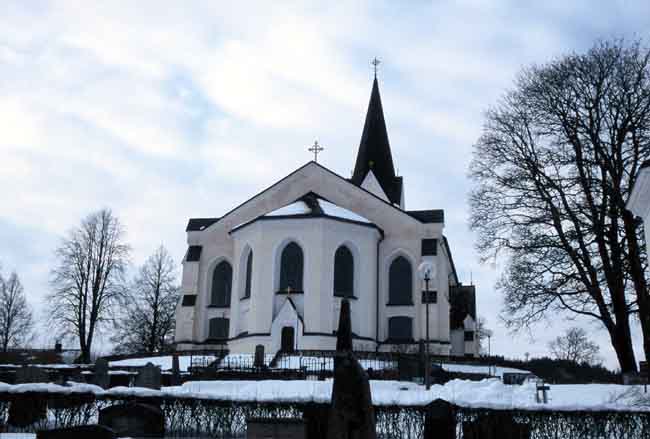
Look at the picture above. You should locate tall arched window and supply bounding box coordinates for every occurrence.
[243,251,253,299]
[209,317,229,339]
[279,242,303,292]
[388,316,413,341]
[334,245,354,297]
[388,256,413,305]
[211,261,232,307]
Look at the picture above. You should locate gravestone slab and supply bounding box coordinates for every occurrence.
[247,418,305,439]
[327,299,376,439]
[94,358,110,389]
[37,424,116,439]
[16,366,49,384]
[8,366,49,427]
[99,402,164,438]
[135,362,161,389]
[462,412,531,439]
[171,354,181,386]
[423,399,455,439]
[254,345,265,368]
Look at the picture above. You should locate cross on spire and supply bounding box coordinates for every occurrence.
[372,57,381,78]
[308,140,324,162]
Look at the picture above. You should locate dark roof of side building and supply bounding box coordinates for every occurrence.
[406,209,444,223]
[186,218,221,232]
[449,284,477,330]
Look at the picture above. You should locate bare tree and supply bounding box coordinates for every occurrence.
[470,40,650,373]
[112,245,180,354]
[48,209,130,363]
[475,316,492,356]
[0,269,34,351]
[548,327,601,365]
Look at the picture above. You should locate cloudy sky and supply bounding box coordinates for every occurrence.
[1,1,649,366]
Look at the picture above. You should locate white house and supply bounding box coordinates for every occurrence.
[627,161,650,248]
[174,78,478,357]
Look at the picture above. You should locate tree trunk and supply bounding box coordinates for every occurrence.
[610,322,637,373]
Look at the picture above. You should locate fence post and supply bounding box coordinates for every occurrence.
[423,399,455,439]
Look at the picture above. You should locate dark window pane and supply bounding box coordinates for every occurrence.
[464,331,475,342]
[334,246,354,297]
[279,242,303,292]
[388,316,412,340]
[181,295,197,306]
[209,318,229,339]
[389,256,412,305]
[211,261,232,307]
[244,251,253,298]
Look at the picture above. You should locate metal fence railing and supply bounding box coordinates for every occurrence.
[0,391,648,438]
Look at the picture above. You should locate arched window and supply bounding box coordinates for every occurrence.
[243,251,253,299]
[211,261,232,307]
[388,256,413,305]
[279,242,303,292]
[209,317,229,339]
[388,316,413,341]
[334,246,354,297]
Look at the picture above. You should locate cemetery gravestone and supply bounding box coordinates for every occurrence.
[247,418,305,439]
[135,362,162,389]
[327,299,376,439]
[15,366,49,384]
[99,402,164,438]
[254,344,265,368]
[37,424,116,439]
[8,366,49,427]
[462,412,531,439]
[171,354,181,386]
[94,358,110,389]
[423,399,455,439]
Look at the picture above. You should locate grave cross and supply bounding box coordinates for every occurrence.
[308,140,324,162]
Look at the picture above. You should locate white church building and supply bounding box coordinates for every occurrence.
[174,78,478,357]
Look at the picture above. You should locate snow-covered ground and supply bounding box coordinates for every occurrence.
[108,355,216,371]
[0,379,646,412]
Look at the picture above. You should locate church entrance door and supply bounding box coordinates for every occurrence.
[281,326,295,353]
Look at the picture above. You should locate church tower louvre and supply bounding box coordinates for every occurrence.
[351,77,403,207]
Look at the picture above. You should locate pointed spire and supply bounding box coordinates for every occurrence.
[351,77,401,205]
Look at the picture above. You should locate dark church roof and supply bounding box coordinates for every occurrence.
[351,78,402,205]
[186,218,221,231]
[449,284,477,330]
[406,209,444,223]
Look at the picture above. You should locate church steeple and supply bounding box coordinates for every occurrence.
[351,77,402,205]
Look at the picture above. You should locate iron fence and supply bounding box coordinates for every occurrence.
[0,391,648,438]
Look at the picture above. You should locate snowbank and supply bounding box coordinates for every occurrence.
[0,379,646,412]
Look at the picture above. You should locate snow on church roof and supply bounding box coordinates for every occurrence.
[265,196,372,224]
[231,193,377,234]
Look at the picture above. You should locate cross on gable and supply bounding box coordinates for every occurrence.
[308,140,324,162]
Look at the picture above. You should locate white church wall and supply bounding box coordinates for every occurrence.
[175,162,453,354]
